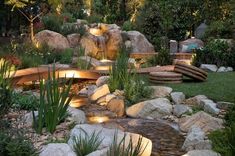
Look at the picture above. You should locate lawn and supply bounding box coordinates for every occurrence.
[165,72,235,103]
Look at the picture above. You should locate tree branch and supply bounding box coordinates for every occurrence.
[17,8,30,21]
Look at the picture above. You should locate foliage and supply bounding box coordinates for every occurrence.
[146,48,172,66]
[64,0,87,19]
[224,104,235,127]
[33,65,73,134]
[0,59,14,118]
[12,92,39,110]
[76,47,92,70]
[122,21,134,31]
[193,40,235,68]
[0,131,37,156]
[41,13,63,33]
[73,129,103,156]
[58,48,74,64]
[60,23,86,36]
[108,48,152,105]
[204,20,234,39]
[86,14,103,24]
[107,132,148,156]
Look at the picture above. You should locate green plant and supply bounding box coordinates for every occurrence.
[0,131,37,156]
[107,132,148,156]
[60,23,86,36]
[193,40,235,68]
[209,124,235,156]
[0,59,14,118]
[33,65,73,134]
[224,104,235,127]
[42,14,63,33]
[146,48,172,66]
[73,129,103,156]
[76,47,92,70]
[59,48,74,64]
[122,21,134,31]
[12,92,39,110]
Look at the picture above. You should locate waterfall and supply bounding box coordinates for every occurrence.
[96,35,107,60]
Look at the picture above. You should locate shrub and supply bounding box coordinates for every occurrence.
[61,13,76,23]
[0,59,14,118]
[107,132,148,156]
[12,92,39,110]
[33,65,73,134]
[60,23,86,36]
[0,131,37,156]
[41,14,63,33]
[193,40,235,68]
[73,129,103,156]
[146,48,172,66]
[59,48,74,64]
[76,47,92,70]
[122,21,134,31]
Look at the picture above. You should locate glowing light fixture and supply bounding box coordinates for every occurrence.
[88,116,110,123]
[89,28,103,36]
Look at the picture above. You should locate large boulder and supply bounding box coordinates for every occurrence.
[173,104,192,117]
[179,38,204,53]
[39,143,76,156]
[96,76,110,87]
[67,106,86,124]
[35,30,70,50]
[182,150,221,156]
[67,33,80,47]
[106,29,123,60]
[182,126,211,151]
[107,98,125,117]
[80,33,102,59]
[171,92,185,104]
[179,111,223,133]
[68,124,152,156]
[124,31,155,53]
[126,98,172,119]
[90,84,110,101]
[200,64,218,72]
[184,95,208,106]
[149,86,172,98]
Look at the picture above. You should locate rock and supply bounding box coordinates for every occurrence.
[182,126,211,151]
[68,124,152,156]
[173,104,192,117]
[22,111,38,126]
[171,92,185,104]
[217,66,226,72]
[90,84,110,101]
[179,111,223,133]
[184,95,208,106]
[107,98,125,117]
[170,40,178,53]
[217,101,234,110]
[80,33,103,59]
[35,30,70,50]
[86,148,108,156]
[106,94,117,103]
[39,143,76,156]
[100,23,121,31]
[201,99,220,115]
[126,98,172,119]
[76,19,88,25]
[96,76,110,87]
[226,67,233,72]
[179,38,204,52]
[182,150,221,156]
[149,86,173,98]
[106,29,123,60]
[67,33,80,48]
[77,56,102,67]
[124,31,155,53]
[200,64,218,72]
[67,106,86,124]
[78,85,97,96]
[125,40,132,49]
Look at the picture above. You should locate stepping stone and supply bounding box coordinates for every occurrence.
[149,72,183,84]
[174,63,208,81]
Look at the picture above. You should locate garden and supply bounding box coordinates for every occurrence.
[0,0,235,156]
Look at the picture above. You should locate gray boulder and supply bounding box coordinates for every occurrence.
[171,92,185,104]
[67,106,86,124]
[173,104,192,117]
[96,76,110,87]
[200,64,218,72]
[39,143,76,156]
[200,99,220,115]
[150,86,173,98]
[182,150,221,156]
[126,98,172,119]
[217,66,226,72]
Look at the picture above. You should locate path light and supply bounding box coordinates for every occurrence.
[88,116,110,123]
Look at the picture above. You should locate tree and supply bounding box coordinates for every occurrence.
[5,0,42,41]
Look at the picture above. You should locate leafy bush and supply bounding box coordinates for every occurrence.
[12,92,39,110]
[76,47,92,70]
[86,15,103,24]
[41,14,63,33]
[193,40,235,68]
[107,132,148,156]
[224,104,235,127]
[59,48,74,64]
[0,59,14,118]
[122,21,134,31]
[0,131,37,156]
[146,48,172,66]
[33,65,73,134]
[61,13,76,23]
[60,23,86,36]
[73,129,103,156]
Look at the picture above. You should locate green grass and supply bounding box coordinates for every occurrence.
[164,72,235,102]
